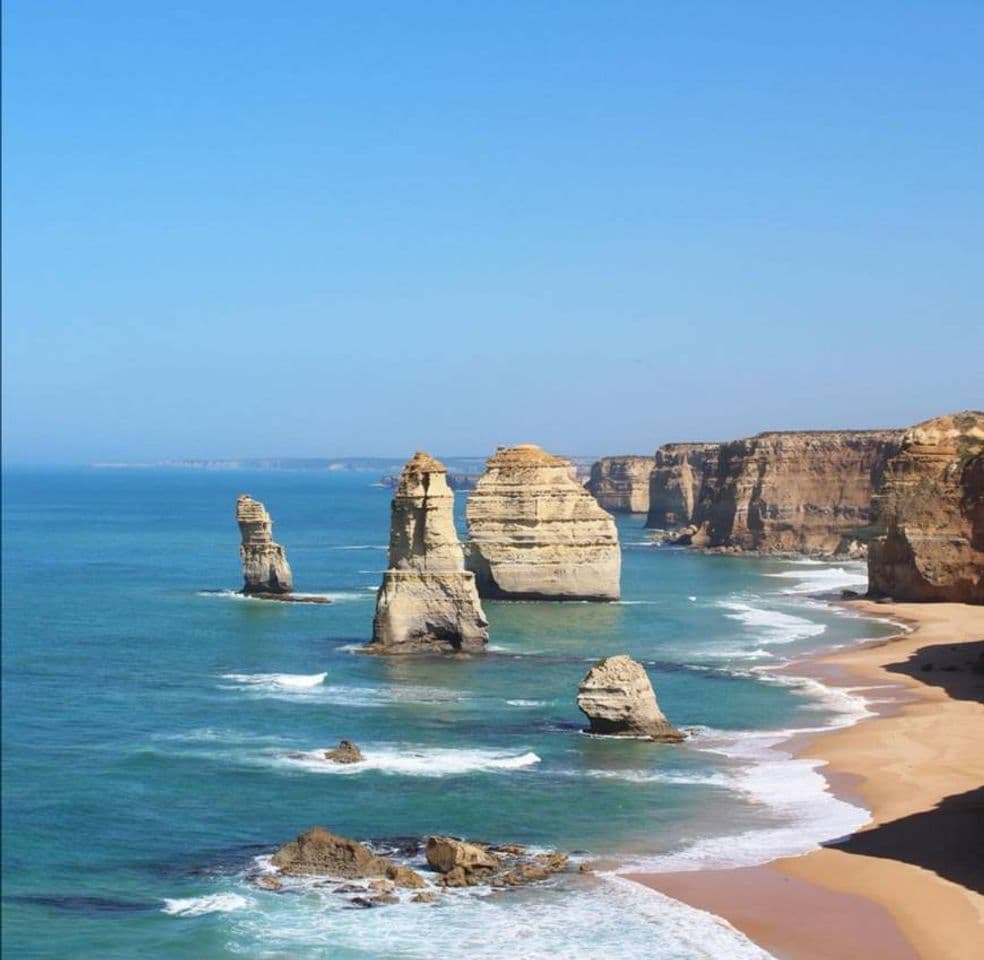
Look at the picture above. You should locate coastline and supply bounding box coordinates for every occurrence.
[629,600,984,960]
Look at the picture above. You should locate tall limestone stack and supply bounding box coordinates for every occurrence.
[646,442,720,529]
[367,452,488,654]
[236,495,293,595]
[465,444,621,600]
[587,456,654,513]
[577,655,683,741]
[868,412,984,603]
[688,430,903,555]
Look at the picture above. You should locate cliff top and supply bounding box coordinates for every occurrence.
[236,494,269,522]
[403,451,447,474]
[487,444,568,467]
[902,411,984,453]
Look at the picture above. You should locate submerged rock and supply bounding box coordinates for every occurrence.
[576,655,684,742]
[366,452,488,654]
[465,444,621,600]
[236,494,293,595]
[324,740,364,764]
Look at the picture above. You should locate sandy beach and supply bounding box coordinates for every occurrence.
[631,601,984,960]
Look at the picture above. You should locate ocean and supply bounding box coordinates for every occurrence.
[1,467,900,959]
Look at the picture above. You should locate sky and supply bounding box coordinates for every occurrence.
[3,1,982,463]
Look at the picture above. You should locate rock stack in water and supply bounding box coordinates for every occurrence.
[367,452,488,653]
[236,494,293,595]
[577,655,683,741]
[465,444,621,600]
[868,412,984,603]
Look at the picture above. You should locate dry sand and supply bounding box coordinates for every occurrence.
[631,601,984,960]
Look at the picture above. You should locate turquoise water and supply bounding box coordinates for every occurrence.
[2,468,897,959]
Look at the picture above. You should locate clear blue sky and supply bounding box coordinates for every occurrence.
[3,1,982,463]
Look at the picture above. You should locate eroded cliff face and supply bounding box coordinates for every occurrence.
[465,444,621,600]
[587,456,654,513]
[368,452,488,653]
[868,413,984,603]
[646,443,719,529]
[236,495,294,594]
[687,431,903,555]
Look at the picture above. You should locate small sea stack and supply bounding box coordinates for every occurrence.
[366,452,488,654]
[236,494,294,595]
[576,655,683,741]
[465,444,621,600]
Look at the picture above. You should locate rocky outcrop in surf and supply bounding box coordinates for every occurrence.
[577,655,683,741]
[264,828,569,905]
[646,443,719,529]
[236,494,294,595]
[868,412,984,603]
[271,827,426,887]
[465,444,621,600]
[587,456,654,513]
[366,452,488,654]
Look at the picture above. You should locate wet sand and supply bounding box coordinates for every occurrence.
[630,601,984,960]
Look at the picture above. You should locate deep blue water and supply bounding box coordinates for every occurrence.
[1,468,896,959]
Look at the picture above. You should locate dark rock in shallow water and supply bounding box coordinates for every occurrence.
[324,740,364,764]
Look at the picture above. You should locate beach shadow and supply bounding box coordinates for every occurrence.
[884,640,984,704]
[826,787,984,894]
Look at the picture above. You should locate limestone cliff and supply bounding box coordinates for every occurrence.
[683,430,903,555]
[465,445,621,601]
[367,452,488,653]
[587,456,654,513]
[646,443,720,529]
[868,412,984,603]
[236,495,293,595]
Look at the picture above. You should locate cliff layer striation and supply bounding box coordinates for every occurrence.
[868,412,984,603]
[587,456,654,513]
[465,445,621,600]
[367,452,488,653]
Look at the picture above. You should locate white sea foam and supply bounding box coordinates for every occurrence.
[765,564,868,595]
[162,893,252,916]
[221,672,327,690]
[219,674,468,707]
[505,699,548,707]
[223,871,771,959]
[276,745,541,777]
[717,600,826,645]
[582,769,733,786]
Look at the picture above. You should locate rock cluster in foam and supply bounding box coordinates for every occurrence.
[367,452,488,653]
[868,411,984,603]
[465,444,621,601]
[236,494,294,595]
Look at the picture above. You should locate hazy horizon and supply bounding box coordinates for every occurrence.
[3,2,982,464]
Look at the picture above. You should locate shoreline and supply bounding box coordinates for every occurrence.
[628,600,984,959]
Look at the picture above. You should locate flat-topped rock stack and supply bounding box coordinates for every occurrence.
[465,444,621,601]
[366,452,488,654]
[868,412,984,603]
[587,456,654,514]
[236,494,294,595]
